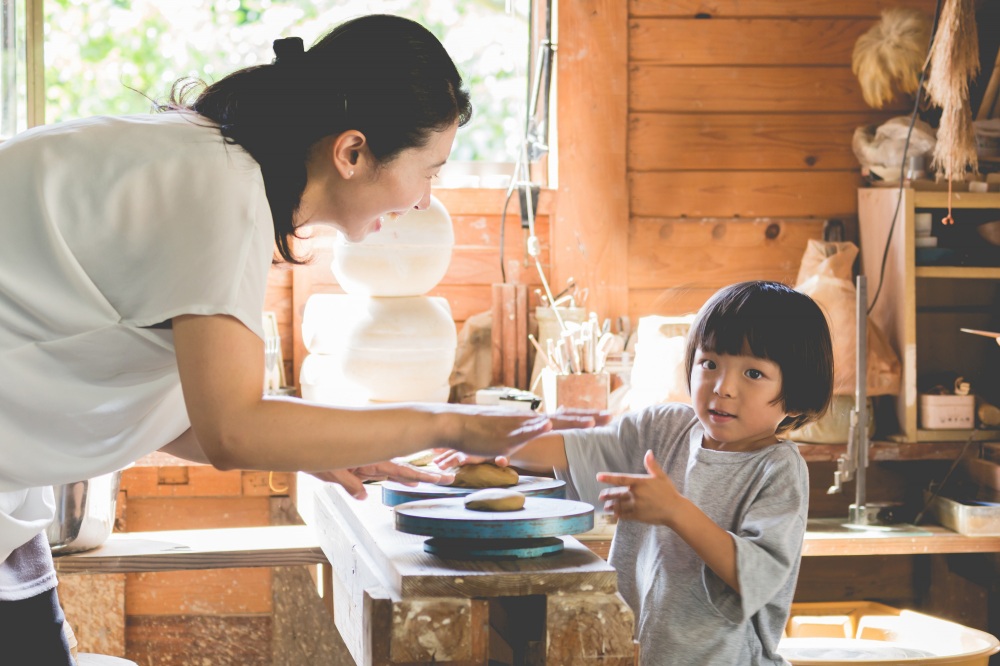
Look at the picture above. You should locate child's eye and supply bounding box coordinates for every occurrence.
[699,359,716,370]
[745,369,763,380]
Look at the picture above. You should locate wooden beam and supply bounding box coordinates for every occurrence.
[555,0,630,321]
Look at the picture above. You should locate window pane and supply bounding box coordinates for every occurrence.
[43,0,528,162]
[0,0,27,139]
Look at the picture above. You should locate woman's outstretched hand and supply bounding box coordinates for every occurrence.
[440,406,552,458]
[309,460,454,500]
[433,407,613,470]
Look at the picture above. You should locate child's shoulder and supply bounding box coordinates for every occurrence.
[628,402,699,436]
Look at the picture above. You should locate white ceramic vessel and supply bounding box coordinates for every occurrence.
[331,195,454,297]
[300,294,457,404]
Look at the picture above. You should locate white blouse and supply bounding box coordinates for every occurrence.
[0,113,274,561]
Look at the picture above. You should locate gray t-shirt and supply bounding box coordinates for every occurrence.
[559,403,808,665]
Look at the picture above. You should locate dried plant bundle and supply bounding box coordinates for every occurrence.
[852,8,932,108]
[926,0,980,107]
[932,103,979,179]
[927,0,980,180]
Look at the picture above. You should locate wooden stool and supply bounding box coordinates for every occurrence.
[75,655,137,665]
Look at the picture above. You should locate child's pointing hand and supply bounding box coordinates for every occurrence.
[597,450,683,527]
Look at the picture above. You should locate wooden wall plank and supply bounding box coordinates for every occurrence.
[630,18,871,65]
[628,218,824,288]
[630,112,887,171]
[556,0,630,321]
[120,467,243,498]
[630,0,939,18]
[126,497,270,532]
[630,171,861,218]
[126,569,272,615]
[127,615,272,666]
[630,66,896,113]
[629,287,718,319]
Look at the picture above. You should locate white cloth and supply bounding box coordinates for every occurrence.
[0,113,274,564]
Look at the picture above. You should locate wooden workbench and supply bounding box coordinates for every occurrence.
[298,475,636,666]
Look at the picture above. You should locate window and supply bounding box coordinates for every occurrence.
[9,0,531,179]
[0,0,30,141]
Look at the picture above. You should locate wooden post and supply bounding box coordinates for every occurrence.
[555,0,629,322]
[491,283,529,389]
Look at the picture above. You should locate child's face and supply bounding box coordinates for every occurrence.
[690,347,790,452]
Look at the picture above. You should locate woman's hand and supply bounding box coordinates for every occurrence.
[440,406,552,458]
[309,460,454,500]
[434,407,613,470]
[597,450,683,526]
[432,450,501,470]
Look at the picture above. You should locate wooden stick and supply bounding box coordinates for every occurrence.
[977,48,1000,121]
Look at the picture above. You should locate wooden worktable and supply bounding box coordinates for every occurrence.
[297,475,636,666]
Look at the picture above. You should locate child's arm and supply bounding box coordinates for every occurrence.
[598,450,740,593]
[506,432,569,471]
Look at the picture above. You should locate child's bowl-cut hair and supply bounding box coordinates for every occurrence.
[684,281,834,434]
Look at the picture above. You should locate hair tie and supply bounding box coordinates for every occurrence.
[273,37,305,65]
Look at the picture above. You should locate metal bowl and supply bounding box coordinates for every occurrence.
[45,470,121,554]
[978,220,1000,247]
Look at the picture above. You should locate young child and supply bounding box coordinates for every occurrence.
[443,280,833,664]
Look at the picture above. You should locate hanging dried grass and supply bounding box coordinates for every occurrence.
[932,102,979,179]
[926,0,980,180]
[852,8,933,109]
[926,0,980,106]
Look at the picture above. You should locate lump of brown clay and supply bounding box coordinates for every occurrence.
[464,488,526,512]
[451,462,519,489]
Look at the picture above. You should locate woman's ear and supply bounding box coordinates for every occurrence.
[331,130,368,179]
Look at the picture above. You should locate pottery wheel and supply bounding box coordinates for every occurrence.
[394,496,593,559]
[381,476,565,507]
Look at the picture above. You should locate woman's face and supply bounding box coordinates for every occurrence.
[298,121,457,241]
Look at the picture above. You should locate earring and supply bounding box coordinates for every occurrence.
[348,170,354,177]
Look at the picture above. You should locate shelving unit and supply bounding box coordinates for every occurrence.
[858,188,1000,444]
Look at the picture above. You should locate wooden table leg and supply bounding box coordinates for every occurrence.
[545,592,636,666]
[365,589,489,665]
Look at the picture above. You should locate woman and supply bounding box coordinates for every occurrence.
[0,14,598,662]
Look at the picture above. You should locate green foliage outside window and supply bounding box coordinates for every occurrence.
[43,0,528,161]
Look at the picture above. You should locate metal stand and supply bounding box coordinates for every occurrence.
[818,275,932,537]
[828,277,901,529]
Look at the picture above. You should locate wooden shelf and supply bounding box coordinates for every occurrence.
[913,191,1000,209]
[797,440,993,463]
[915,266,1000,279]
[52,525,325,575]
[802,521,1000,557]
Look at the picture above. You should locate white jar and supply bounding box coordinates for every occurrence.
[331,195,454,296]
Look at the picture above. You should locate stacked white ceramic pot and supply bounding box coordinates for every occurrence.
[300,196,457,406]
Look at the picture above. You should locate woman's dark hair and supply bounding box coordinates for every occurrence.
[684,280,834,435]
[169,14,472,263]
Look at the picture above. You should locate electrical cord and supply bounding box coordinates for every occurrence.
[912,431,976,525]
[498,185,515,284]
[867,0,944,315]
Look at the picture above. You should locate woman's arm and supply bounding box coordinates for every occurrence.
[159,427,211,464]
[172,313,552,472]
